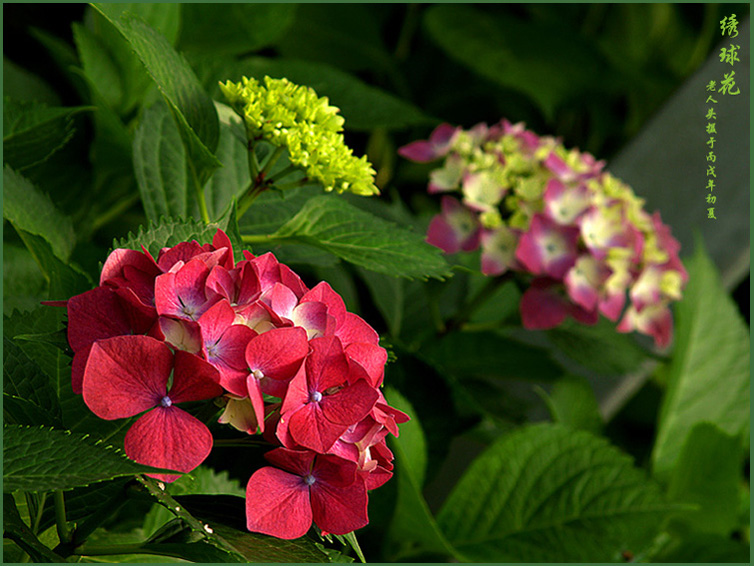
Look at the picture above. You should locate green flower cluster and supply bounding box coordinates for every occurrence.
[220,76,378,196]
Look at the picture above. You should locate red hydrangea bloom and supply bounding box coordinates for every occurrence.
[82,335,223,481]
[61,229,408,541]
[245,448,368,540]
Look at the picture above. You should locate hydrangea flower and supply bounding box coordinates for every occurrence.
[60,229,408,540]
[220,76,378,196]
[401,120,688,347]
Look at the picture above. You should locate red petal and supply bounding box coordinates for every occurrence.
[245,327,309,381]
[310,471,368,535]
[265,447,316,476]
[306,336,349,392]
[82,336,172,419]
[336,313,379,347]
[247,375,267,434]
[300,282,346,326]
[321,380,379,425]
[245,466,312,539]
[169,351,223,404]
[345,343,387,387]
[288,404,349,453]
[100,248,159,286]
[67,287,134,352]
[519,282,569,330]
[124,406,212,482]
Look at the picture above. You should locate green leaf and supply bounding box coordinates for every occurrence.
[3,337,63,427]
[383,388,460,561]
[651,241,750,480]
[421,331,561,381]
[205,105,251,221]
[73,22,124,110]
[3,242,47,315]
[265,196,451,280]
[546,317,650,377]
[357,269,404,337]
[3,494,63,562]
[3,56,60,106]
[3,165,75,261]
[666,422,744,536]
[653,533,750,563]
[239,187,313,235]
[114,216,231,259]
[538,374,603,434]
[437,423,673,562]
[133,101,190,223]
[179,4,297,55]
[3,425,180,492]
[3,99,87,172]
[424,5,609,118]
[230,57,431,131]
[92,3,221,184]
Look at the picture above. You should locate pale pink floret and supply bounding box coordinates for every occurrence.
[426,196,481,254]
[462,171,506,212]
[544,150,605,183]
[428,153,465,194]
[617,302,673,348]
[480,226,519,276]
[515,214,580,280]
[579,204,643,262]
[543,179,592,225]
[398,123,460,163]
[564,255,611,312]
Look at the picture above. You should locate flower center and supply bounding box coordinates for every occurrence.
[251,369,265,380]
[303,474,316,486]
[160,396,172,408]
[309,391,323,403]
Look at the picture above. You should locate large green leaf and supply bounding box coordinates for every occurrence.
[539,374,603,435]
[3,56,60,105]
[3,242,47,316]
[3,425,180,492]
[651,242,750,480]
[72,22,124,110]
[179,4,297,55]
[383,389,460,562]
[92,3,220,185]
[3,338,63,427]
[115,216,232,258]
[666,422,744,536]
[132,101,190,222]
[421,331,561,381]
[424,5,610,118]
[229,57,432,131]
[261,196,451,280]
[546,317,650,377]
[238,187,313,235]
[437,423,672,562]
[3,165,75,261]
[3,100,87,172]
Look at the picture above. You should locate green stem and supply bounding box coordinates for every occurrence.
[274,177,309,191]
[266,163,300,185]
[247,139,261,182]
[237,184,267,218]
[54,491,72,545]
[241,233,280,245]
[29,492,47,534]
[259,146,285,180]
[394,4,421,61]
[195,177,211,224]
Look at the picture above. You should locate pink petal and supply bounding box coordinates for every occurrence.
[246,375,267,433]
[345,343,387,387]
[245,326,309,382]
[291,301,333,339]
[288,404,349,453]
[321,380,379,426]
[246,466,312,540]
[306,336,350,392]
[336,313,379,347]
[218,396,259,434]
[212,229,235,269]
[169,350,223,403]
[83,335,172,419]
[100,248,159,287]
[268,283,299,320]
[124,406,212,482]
[300,282,346,326]
[398,140,437,162]
[311,472,368,535]
[160,317,202,354]
[519,282,570,330]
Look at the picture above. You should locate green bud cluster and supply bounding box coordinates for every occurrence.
[220,76,378,196]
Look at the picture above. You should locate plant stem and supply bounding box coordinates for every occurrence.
[274,177,309,191]
[241,233,280,245]
[54,491,72,545]
[237,184,268,218]
[29,492,47,534]
[259,146,285,180]
[266,163,299,185]
[247,139,260,183]
[194,176,211,224]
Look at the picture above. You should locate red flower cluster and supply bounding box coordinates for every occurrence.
[64,230,408,540]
